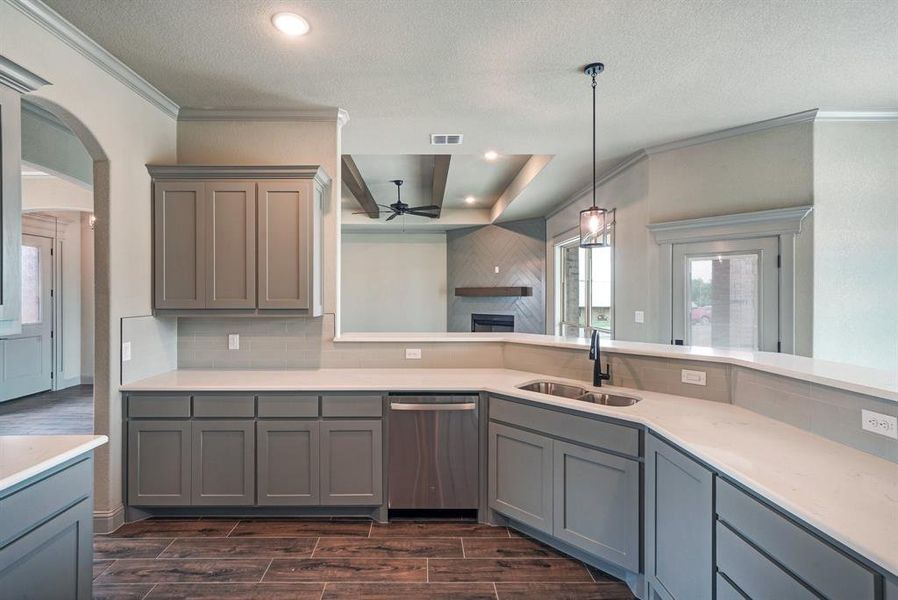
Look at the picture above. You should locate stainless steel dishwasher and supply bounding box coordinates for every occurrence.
[388,394,479,510]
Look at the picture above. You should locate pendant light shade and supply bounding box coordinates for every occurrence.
[579,62,613,248]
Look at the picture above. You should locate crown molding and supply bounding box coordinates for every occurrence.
[0,54,50,93]
[546,150,648,219]
[815,110,898,122]
[179,107,350,126]
[6,0,179,118]
[146,164,332,186]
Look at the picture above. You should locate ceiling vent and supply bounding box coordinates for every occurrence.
[430,133,464,145]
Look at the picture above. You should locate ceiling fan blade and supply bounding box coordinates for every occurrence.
[406,210,440,219]
[385,213,399,221]
[409,205,441,211]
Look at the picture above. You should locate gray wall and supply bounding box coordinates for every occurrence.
[813,120,898,371]
[447,218,546,334]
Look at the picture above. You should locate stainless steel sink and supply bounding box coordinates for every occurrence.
[516,381,588,399]
[517,380,640,406]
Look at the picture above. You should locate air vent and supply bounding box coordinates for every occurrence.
[430,133,464,145]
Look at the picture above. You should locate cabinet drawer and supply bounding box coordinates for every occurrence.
[193,394,255,417]
[489,397,639,457]
[716,521,816,600]
[0,458,92,546]
[258,394,319,418]
[716,478,875,600]
[129,394,191,418]
[321,395,382,417]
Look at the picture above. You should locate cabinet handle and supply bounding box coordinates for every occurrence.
[390,402,476,411]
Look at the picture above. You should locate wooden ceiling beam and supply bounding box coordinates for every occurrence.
[341,155,379,218]
[431,154,451,216]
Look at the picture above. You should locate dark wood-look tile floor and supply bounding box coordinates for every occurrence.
[0,384,93,434]
[93,518,636,599]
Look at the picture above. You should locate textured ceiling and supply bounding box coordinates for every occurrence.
[44,0,898,217]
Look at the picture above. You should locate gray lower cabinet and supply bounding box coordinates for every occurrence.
[128,420,191,506]
[320,419,383,505]
[886,577,898,600]
[488,422,554,535]
[553,440,639,572]
[191,420,255,505]
[645,434,713,600]
[257,420,319,505]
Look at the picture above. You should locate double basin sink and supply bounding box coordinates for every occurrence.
[517,381,640,406]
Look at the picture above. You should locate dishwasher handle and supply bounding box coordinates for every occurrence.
[390,402,477,412]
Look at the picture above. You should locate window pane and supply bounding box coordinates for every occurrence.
[561,244,586,327]
[21,245,42,325]
[590,246,611,332]
[687,254,758,349]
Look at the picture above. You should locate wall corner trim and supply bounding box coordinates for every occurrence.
[5,0,180,118]
[0,54,50,93]
[178,107,349,124]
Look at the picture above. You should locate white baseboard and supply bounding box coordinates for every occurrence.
[93,504,125,534]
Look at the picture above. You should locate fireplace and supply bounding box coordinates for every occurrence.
[471,313,514,332]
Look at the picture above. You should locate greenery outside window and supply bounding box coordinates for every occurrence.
[556,235,613,338]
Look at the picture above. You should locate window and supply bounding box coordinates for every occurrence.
[21,244,42,325]
[556,236,613,338]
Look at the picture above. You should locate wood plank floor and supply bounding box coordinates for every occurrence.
[94,518,636,599]
[0,384,93,434]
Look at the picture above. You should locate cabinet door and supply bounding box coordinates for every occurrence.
[320,419,382,505]
[553,439,640,571]
[205,181,256,308]
[257,420,319,506]
[257,179,315,309]
[128,420,191,506]
[191,420,255,506]
[488,422,553,534]
[0,498,93,600]
[153,181,206,308]
[645,435,713,600]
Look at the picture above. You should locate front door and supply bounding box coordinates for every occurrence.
[671,237,779,352]
[0,234,53,401]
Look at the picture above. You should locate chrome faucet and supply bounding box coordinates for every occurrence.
[589,330,612,387]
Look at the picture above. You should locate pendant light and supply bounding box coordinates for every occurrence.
[579,62,611,248]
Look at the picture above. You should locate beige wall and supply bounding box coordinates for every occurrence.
[546,121,815,348]
[22,176,93,212]
[341,232,447,332]
[3,2,178,528]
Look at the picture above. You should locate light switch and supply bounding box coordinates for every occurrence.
[121,341,132,362]
[228,334,240,350]
[494,266,500,274]
[405,348,422,359]
[634,311,645,324]
[681,369,706,386]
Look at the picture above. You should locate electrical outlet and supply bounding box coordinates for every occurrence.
[681,369,706,386]
[405,348,422,360]
[228,334,240,350]
[121,341,132,362]
[861,409,897,439]
[634,311,645,324]
[494,266,500,274]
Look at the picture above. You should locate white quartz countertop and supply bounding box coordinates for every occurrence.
[120,368,898,577]
[0,435,108,493]
[335,332,898,402]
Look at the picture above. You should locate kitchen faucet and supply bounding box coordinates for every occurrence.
[589,329,612,387]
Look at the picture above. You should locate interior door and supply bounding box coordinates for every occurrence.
[0,234,53,401]
[672,237,779,352]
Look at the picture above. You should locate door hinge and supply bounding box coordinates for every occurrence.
[777,341,782,352]
[50,248,54,256]
[50,371,54,379]
[50,289,54,298]
[777,254,782,268]
[50,330,54,339]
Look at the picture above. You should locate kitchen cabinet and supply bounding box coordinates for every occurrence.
[320,419,383,505]
[128,420,191,506]
[553,439,639,571]
[191,420,255,505]
[488,422,554,534]
[257,420,319,505]
[645,434,713,600]
[148,165,329,314]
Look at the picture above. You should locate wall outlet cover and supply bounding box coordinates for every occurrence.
[681,369,707,386]
[405,348,422,360]
[634,310,645,324]
[228,334,240,350]
[121,341,132,362]
[861,409,897,439]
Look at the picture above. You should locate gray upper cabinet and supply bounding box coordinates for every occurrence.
[257,420,320,506]
[128,420,191,506]
[645,434,713,600]
[153,181,206,309]
[148,165,330,314]
[205,181,256,308]
[191,420,255,506]
[488,422,554,535]
[320,419,383,506]
[553,439,639,572]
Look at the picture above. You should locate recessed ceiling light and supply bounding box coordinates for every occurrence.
[484,150,499,161]
[272,12,310,37]
[465,196,477,205]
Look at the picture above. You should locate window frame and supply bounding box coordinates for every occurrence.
[555,229,614,338]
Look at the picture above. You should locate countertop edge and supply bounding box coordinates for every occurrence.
[0,435,109,494]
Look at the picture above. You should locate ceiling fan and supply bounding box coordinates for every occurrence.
[356,179,440,221]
